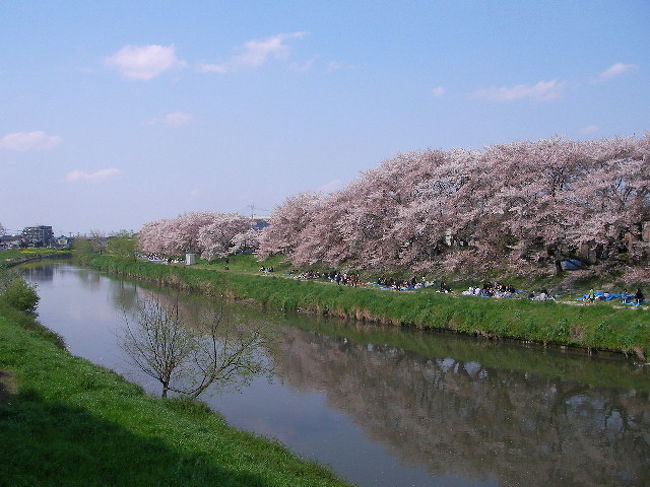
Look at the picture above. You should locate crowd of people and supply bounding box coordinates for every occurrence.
[285,269,361,285]
[140,254,645,308]
[278,266,647,307]
[461,282,524,299]
[139,253,184,264]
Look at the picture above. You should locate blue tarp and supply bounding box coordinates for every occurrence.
[561,259,583,270]
[577,292,645,306]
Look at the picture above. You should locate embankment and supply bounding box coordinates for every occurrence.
[89,256,650,360]
[0,250,71,270]
[0,290,353,486]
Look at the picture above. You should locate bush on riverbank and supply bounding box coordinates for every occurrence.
[0,273,39,313]
[89,256,650,360]
[0,277,353,486]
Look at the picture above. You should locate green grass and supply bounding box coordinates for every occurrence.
[88,255,650,359]
[0,300,353,486]
[188,253,642,298]
[194,253,292,274]
[0,249,71,270]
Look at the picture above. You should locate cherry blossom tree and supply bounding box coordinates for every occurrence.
[138,211,260,259]
[256,193,323,260]
[196,213,250,260]
[257,133,649,275]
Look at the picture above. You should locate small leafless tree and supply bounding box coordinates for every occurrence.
[120,294,268,398]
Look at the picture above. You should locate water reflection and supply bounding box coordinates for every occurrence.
[108,279,139,312]
[20,264,54,282]
[272,328,649,485]
[23,264,650,487]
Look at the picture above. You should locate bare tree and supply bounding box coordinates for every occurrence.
[120,294,268,398]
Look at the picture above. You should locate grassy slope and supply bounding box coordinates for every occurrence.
[0,302,353,487]
[179,253,646,299]
[89,255,650,359]
[0,249,70,270]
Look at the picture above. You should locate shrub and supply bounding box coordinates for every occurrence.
[0,272,39,313]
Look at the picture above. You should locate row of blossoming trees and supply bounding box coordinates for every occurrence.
[257,134,649,276]
[138,134,649,278]
[138,212,259,260]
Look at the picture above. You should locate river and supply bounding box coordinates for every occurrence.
[22,263,650,487]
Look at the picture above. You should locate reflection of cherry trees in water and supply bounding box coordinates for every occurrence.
[273,328,649,486]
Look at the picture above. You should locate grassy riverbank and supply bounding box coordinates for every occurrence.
[89,256,650,360]
[0,291,353,486]
[0,249,71,270]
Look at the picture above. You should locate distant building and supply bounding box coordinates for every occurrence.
[56,235,74,249]
[21,225,54,247]
[0,235,22,250]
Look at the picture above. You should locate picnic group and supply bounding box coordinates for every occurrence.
[580,288,645,306]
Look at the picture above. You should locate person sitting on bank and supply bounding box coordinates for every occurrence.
[634,288,645,305]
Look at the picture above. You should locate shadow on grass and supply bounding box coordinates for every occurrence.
[0,388,270,487]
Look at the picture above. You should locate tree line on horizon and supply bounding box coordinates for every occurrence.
[137,133,650,280]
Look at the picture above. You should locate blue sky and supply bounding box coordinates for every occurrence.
[2,0,648,235]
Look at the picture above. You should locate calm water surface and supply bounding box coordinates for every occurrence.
[23,263,650,487]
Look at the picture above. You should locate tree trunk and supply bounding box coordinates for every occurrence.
[555,259,563,276]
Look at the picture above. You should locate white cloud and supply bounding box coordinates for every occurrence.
[471,79,566,102]
[66,168,122,183]
[579,124,599,135]
[0,131,62,151]
[199,32,307,73]
[598,62,638,80]
[106,45,185,80]
[199,63,229,74]
[325,61,348,72]
[289,57,315,72]
[146,111,193,127]
[431,86,446,97]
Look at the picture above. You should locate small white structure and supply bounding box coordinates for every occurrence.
[185,253,196,266]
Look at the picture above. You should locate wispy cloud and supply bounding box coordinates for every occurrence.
[598,62,638,81]
[199,32,307,73]
[579,124,599,135]
[325,60,348,72]
[0,131,62,151]
[66,168,122,183]
[431,86,446,97]
[471,79,566,102]
[145,111,193,127]
[106,45,185,80]
[289,57,316,72]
